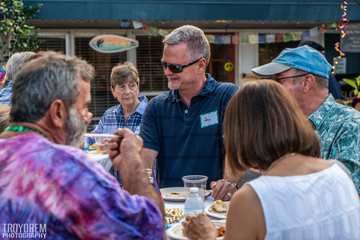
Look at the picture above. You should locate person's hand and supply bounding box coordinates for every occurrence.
[109,128,143,169]
[211,179,237,201]
[182,214,217,240]
[108,134,121,160]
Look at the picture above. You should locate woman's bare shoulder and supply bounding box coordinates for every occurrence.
[225,184,266,240]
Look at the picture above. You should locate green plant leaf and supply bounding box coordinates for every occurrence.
[343,78,357,90]
[0,0,41,64]
[356,75,360,87]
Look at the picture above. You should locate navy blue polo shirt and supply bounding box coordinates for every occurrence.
[140,75,238,187]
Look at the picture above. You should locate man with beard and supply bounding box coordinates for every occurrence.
[0,52,164,239]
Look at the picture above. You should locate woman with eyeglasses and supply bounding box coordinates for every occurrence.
[92,62,148,181]
[93,62,147,135]
[183,80,360,240]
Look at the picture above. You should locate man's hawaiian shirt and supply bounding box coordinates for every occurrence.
[309,95,360,193]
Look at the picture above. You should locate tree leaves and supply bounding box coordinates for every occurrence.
[0,0,41,64]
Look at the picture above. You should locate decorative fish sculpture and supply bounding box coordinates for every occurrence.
[89,34,139,53]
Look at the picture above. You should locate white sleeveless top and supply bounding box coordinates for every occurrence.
[247,163,360,240]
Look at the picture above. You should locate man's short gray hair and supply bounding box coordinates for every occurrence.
[163,25,210,64]
[10,52,94,123]
[5,51,36,82]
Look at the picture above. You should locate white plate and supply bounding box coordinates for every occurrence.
[161,187,211,202]
[205,202,229,219]
[167,220,225,240]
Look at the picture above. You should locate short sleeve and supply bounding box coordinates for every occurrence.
[140,98,161,152]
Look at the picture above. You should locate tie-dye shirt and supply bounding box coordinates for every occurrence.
[309,95,360,193]
[0,132,164,239]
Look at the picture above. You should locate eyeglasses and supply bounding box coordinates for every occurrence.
[161,57,203,73]
[272,73,308,81]
[114,82,138,92]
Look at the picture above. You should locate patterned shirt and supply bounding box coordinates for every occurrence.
[0,80,13,105]
[93,96,148,135]
[0,133,164,239]
[93,96,148,182]
[309,95,360,193]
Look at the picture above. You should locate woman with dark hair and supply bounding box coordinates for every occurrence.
[183,80,359,240]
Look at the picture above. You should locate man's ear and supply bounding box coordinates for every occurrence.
[48,99,67,128]
[302,74,316,93]
[197,58,207,73]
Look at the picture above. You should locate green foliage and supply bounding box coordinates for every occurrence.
[0,0,41,64]
[343,75,360,97]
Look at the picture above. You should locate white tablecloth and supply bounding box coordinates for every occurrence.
[165,198,214,210]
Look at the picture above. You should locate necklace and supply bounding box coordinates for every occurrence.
[5,124,47,138]
[263,153,297,174]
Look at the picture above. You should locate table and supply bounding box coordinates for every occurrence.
[165,197,226,240]
[165,197,214,210]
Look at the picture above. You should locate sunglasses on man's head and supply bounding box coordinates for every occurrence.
[161,57,203,73]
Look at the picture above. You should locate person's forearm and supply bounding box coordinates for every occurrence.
[115,154,164,215]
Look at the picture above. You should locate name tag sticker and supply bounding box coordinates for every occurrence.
[200,111,219,128]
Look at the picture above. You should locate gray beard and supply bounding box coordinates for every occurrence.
[65,107,87,147]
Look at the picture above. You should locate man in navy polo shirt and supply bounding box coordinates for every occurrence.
[140,25,238,187]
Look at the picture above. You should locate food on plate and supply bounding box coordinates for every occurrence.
[162,190,188,200]
[88,143,109,154]
[165,208,184,225]
[217,226,225,237]
[210,200,229,213]
[169,191,187,197]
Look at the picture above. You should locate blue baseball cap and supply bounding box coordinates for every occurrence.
[252,45,332,79]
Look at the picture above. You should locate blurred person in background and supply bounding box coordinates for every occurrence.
[0,52,164,239]
[183,80,359,240]
[0,66,5,88]
[0,104,10,133]
[0,51,35,105]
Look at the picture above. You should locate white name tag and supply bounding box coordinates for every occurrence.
[200,111,219,128]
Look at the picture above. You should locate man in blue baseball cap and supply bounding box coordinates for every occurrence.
[252,45,360,194]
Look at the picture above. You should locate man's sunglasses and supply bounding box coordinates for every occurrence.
[161,57,203,73]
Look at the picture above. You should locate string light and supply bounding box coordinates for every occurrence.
[333,0,349,74]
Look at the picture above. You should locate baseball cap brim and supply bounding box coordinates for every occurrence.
[252,62,290,77]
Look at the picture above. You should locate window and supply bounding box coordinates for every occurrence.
[259,41,299,65]
[136,35,167,92]
[75,37,126,123]
[38,37,66,54]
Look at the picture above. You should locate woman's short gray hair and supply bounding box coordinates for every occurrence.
[163,25,210,64]
[5,51,36,82]
[10,52,94,123]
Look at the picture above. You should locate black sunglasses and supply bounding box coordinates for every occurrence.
[161,57,203,73]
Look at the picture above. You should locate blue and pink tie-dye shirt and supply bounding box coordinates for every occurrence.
[0,132,164,239]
